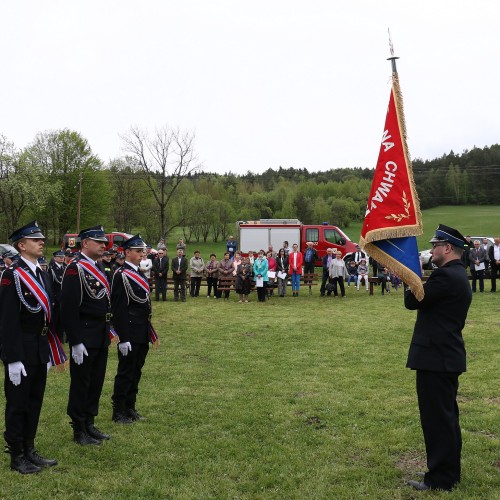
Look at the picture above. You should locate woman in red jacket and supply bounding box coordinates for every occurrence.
[289,243,303,297]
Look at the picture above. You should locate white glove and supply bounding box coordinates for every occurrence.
[8,362,27,386]
[119,342,132,357]
[71,343,88,365]
[47,361,52,373]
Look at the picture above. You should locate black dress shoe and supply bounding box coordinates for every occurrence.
[11,455,42,474]
[73,431,101,446]
[24,448,58,467]
[127,408,145,421]
[407,480,430,491]
[87,423,111,440]
[112,412,133,424]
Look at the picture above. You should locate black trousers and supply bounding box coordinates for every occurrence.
[320,268,329,295]
[303,262,315,285]
[471,269,484,292]
[207,277,219,297]
[3,362,47,443]
[329,276,345,296]
[155,277,167,301]
[67,347,108,424]
[256,285,267,302]
[112,342,149,410]
[173,277,186,300]
[190,277,202,297]
[416,370,462,490]
[490,262,499,291]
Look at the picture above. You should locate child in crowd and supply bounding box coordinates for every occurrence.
[356,258,369,291]
[391,272,402,291]
[379,267,391,295]
[347,260,358,287]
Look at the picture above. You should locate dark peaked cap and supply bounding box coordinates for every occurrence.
[9,220,45,242]
[429,224,469,249]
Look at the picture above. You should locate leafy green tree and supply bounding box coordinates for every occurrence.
[0,134,60,240]
[25,129,107,242]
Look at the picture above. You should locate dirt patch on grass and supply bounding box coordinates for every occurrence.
[394,451,426,475]
[294,391,319,398]
[182,353,210,363]
[484,397,500,405]
[494,460,500,472]
[304,415,326,429]
[471,429,497,439]
[240,331,257,337]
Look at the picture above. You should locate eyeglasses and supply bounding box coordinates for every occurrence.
[431,242,449,249]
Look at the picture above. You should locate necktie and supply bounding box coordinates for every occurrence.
[36,268,45,288]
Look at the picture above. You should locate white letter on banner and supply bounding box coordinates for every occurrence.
[381,130,394,152]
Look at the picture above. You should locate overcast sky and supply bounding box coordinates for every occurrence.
[2,1,499,175]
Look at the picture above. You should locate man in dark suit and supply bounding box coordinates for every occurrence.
[0,221,57,473]
[488,237,500,292]
[469,239,487,293]
[152,248,169,301]
[61,225,111,446]
[405,224,472,492]
[319,248,334,296]
[111,235,152,424]
[171,248,188,302]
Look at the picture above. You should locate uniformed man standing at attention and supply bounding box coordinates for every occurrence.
[61,225,112,445]
[0,221,58,473]
[405,224,472,492]
[111,235,153,423]
[49,249,66,343]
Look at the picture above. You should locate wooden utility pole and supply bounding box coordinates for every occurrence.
[76,172,83,233]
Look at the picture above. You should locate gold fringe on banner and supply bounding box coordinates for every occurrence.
[52,359,69,372]
[361,239,425,301]
[391,73,423,232]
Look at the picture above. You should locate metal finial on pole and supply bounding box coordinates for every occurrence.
[387,28,399,73]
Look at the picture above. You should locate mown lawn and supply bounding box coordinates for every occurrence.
[1,284,499,499]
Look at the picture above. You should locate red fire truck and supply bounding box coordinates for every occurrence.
[62,231,134,252]
[236,219,357,265]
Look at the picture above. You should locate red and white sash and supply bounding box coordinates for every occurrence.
[77,258,110,296]
[14,268,67,366]
[14,268,52,323]
[121,268,159,347]
[123,268,150,293]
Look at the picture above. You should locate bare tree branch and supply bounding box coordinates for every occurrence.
[120,125,200,238]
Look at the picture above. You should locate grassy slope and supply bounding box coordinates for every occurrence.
[346,205,500,251]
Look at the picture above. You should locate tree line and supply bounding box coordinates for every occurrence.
[1,127,499,245]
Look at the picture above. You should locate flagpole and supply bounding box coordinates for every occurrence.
[359,34,425,300]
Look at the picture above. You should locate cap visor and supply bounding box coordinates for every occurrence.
[24,232,45,239]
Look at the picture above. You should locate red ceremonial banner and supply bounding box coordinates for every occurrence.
[361,87,421,241]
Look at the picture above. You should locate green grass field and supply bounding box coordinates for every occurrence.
[1,284,499,499]
[3,205,500,498]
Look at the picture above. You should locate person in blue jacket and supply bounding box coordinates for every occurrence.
[253,250,268,302]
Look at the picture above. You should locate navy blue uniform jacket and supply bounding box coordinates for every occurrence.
[405,260,472,373]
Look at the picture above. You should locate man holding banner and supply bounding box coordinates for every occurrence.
[0,221,60,473]
[405,224,471,491]
[110,234,156,424]
[361,53,472,491]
